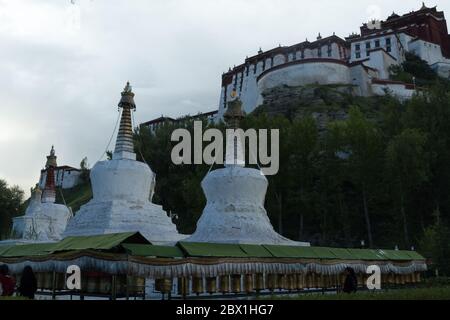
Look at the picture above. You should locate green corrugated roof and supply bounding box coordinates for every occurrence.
[263,245,320,259]
[403,250,426,260]
[347,249,387,260]
[0,243,56,258]
[178,242,248,257]
[378,249,425,261]
[51,232,149,252]
[327,247,355,260]
[0,245,14,256]
[311,247,338,259]
[122,243,184,258]
[239,244,273,258]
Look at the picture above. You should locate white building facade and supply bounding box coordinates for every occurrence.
[216,4,450,118]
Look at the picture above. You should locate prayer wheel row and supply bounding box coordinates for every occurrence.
[34,272,146,295]
[157,271,423,296]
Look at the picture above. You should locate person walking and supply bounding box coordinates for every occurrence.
[342,267,358,293]
[0,264,16,296]
[18,266,38,299]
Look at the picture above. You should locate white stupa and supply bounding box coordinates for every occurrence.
[9,147,72,243]
[186,97,309,246]
[62,83,185,245]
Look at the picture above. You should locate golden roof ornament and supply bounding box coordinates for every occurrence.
[118,81,136,111]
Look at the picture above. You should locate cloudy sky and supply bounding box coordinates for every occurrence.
[0,0,449,196]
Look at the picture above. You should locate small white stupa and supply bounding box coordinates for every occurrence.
[186,96,309,246]
[10,147,72,242]
[63,82,185,244]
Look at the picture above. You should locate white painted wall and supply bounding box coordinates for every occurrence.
[39,168,82,190]
[363,49,397,80]
[257,61,351,92]
[409,39,446,65]
[372,83,415,100]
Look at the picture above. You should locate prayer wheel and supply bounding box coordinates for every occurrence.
[339,273,345,288]
[99,276,112,294]
[280,274,289,290]
[305,273,312,289]
[36,273,44,289]
[177,277,187,296]
[86,275,100,293]
[116,275,127,295]
[231,275,241,293]
[206,277,217,294]
[155,278,173,294]
[219,275,230,293]
[44,272,53,290]
[267,274,279,291]
[296,274,305,290]
[254,273,265,292]
[414,272,421,283]
[288,274,297,291]
[313,273,320,288]
[357,273,364,288]
[191,277,204,295]
[318,274,325,289]
[381,273,387,285]
[244,274,254,293]
[388,273,395,284]
[128,276,145,295]
[55,273,65,291]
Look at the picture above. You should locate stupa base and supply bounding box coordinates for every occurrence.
[63,199,187,245]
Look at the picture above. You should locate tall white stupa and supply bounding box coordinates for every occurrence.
[186,96,309,246]
[63,83,185,244]
[9,147,72,242]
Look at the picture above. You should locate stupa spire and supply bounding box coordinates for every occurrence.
[224,89,245,167]
[42,146,57,203]
[114,82,136,160]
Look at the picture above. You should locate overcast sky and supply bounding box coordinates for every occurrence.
[1,0,449,196]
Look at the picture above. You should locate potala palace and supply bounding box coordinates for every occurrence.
[215,3,450,119]
[216,3,450,118]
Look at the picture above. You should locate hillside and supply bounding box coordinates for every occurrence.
[55,181,92,214]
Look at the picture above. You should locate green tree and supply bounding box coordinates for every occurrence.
[343,107,384,247]
[288,116,319,240]
[419,211,450,276]
[386,129,429,247]
[0,179,24,239]
[80,157,90,183]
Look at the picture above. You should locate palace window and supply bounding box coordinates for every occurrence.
[375,40,380,48]
[355,43,360,51]
[327,44,332,57]
[301,50,305,59]
[386,37,392,52]
[318,48,322,57]
[356,52,361,59]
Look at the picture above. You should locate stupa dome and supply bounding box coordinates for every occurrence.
[9,148,71,243]
[186,97,309,246]
[63,83,185,244]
